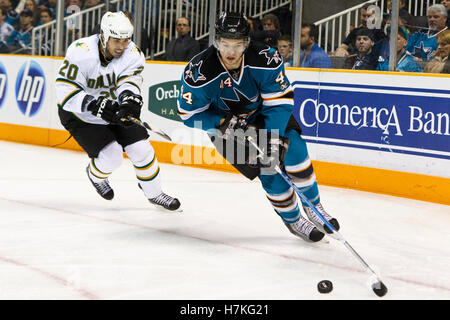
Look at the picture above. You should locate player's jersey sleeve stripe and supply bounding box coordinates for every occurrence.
[55,78,84,90]
[117,75,133,83]
[177,101,211,121]
[121,81,141,93]
[262,98,294,106]
[58,89,83,108]
[261,85,293,100]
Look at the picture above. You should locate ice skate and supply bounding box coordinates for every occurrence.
[303,203,340,234]
[86,166,114,200]
[284,216,325,242]
[149,192,181,211]
[138,183,181,211]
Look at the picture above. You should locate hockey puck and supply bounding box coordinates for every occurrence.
[317,280,333,293]
[372,281,388,297]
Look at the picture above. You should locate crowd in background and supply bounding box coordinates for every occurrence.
[0,0,449,74]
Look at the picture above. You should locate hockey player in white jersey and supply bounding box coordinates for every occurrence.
[56,11,180,211]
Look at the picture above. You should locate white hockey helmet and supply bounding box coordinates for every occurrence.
[100,11,134,48]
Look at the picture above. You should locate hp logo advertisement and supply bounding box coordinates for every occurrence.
[15,60,46,117]
[0,61,6,109]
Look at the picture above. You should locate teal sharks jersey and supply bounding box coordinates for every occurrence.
[177,43,294,136]
[406,28,448,61]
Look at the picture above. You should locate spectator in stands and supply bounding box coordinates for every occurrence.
[438,0,450,27]
[6,8,33,54]
[334,4,386,57]
[385,0,415,33]
[164,17,200,62]
[344,28,379,70]
[24,0,40,26]
[38,7,52,25]
[300,23,331,68]
[0,0,19,27]
[251,13,282,48]
[0,6,13,52]
[377,27,422,72]
[35,8,54,55]
[407,4,448,61]
[423,30,450,73]
[443,51,450,72]
[277,34,293,67]
[37,0,56,18]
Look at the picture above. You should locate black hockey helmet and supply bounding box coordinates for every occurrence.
[215,11,250,40]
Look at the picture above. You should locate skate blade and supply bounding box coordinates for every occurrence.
[151,204,183,213]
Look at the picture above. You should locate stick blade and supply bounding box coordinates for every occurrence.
[372,281,388,297]
[143,122,172,141]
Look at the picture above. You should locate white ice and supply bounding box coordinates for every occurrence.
[0,140,449,300]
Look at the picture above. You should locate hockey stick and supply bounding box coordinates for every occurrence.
[246,136,388,297]
[121,116,172,141]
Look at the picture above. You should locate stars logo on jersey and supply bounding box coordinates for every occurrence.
[74,41,89,52]
[259,48,282,65]
[412,41,432,61]
[220,87,258,116]
[185,60,206,83]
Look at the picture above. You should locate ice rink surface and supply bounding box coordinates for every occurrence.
[0,140,449,300]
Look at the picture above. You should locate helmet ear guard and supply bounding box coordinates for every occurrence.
[100,11,134,49]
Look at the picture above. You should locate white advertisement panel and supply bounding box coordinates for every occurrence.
[0,55,449,180]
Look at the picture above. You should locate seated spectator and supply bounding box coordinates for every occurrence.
[37,0,56,18]
[438,0,450,27]
[334,4,386,56]
[6,8,33,54]
[406,4,448,61]
[38,7,52,25]
[0,0,19,27]
[377,27,422,72]
[251,13,282,48]
[0,6,14,43]
[344,28,379,70]
[24,0,40,26]
[300,23,332,68]
[423,30,450,73]
[164,17,200,62]
[277,34,293,67]
[35,8,54,55]
[443,51,450,72]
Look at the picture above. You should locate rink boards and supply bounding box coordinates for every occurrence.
[0,54,449,205]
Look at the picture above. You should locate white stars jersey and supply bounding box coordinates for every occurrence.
[55,34,145,124]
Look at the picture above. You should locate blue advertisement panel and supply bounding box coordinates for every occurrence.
[292,81,450,160]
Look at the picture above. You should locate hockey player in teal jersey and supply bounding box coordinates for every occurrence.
[177,12,340,242]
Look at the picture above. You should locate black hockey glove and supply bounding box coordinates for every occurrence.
[253,132,290,170]
[217,114,249,140]
[87,96,119,124]
[117,90,143,123]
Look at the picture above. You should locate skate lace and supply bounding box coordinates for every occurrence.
[305,203,332,225]
[94,180,112,195]
[292,217,315,236]
[151,193,173,206]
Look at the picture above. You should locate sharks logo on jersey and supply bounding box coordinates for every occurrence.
[220,87,259,115]
[411,41,433,61]
[259,47,282,66]
[185,60,206,83]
